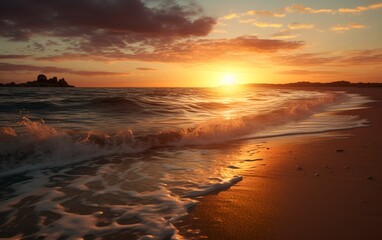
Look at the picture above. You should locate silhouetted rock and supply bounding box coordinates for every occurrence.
[47,76,58,83]
[58,78,69,87]
[3,82,17,87]
[37,74,48,82]
[1,74,74,87]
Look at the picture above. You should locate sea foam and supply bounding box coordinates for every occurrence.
[0,88,374,239]
[0,91,370,177]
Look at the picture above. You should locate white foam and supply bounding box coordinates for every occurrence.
[176,92,349,145]
[182,176,243,198]
[0,118,148,177]
[0,145,247,240]
[0,91,371,177]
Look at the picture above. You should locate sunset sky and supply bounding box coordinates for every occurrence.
[0,0,381,87]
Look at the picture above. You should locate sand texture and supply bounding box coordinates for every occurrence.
[176,88,382,240]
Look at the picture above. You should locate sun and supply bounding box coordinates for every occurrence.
[220,73,236,86]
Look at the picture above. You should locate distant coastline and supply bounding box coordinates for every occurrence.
[0,74,74,87]
[250,81,382,88]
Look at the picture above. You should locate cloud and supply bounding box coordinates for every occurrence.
[136,67,157,71]
[120,36,303,62]
[222,13,240,20]
[212,29,228,34]
[284,4,333,14]
[71,71,128,77]
[245,10,285,18]
[241,19,282,28]
[271,30,299,39]
[274,49,382,66]
[288,23,315,30]
[0,62,128,76]
[284,3,382,15]
[339,3,382,13]
[340,49,382,65]
[274,53,338,66]
[0,0,216,46]
[36,36,304,63]
[0,54,30,59]
[244,2,382,19]
[278,70,338,75]
[331,24,367,32]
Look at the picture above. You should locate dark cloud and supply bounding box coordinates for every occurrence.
[0,62,127,76]
[0,1,307,65]
[0,0,216,45]
[0,54,30,59]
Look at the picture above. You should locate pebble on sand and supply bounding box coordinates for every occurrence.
[296,165,303,170]
[365,176,374,180]
[315,173,320,177]
[336,149,345,153]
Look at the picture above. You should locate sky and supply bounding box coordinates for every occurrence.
[0,0,381,87]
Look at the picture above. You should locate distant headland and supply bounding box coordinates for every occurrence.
[250,81,382,88]
[0,74,74,87]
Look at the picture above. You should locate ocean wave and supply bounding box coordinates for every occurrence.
[0,101,59,112]
[90,96,144,110]
[176,92,348,144]
[0,92,353,177]
[0,117,140,177]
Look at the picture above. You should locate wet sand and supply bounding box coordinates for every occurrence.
[176,88,382,240]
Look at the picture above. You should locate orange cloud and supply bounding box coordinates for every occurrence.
[222,13,240,20]
[340,49,382,65]
[274,49,382,66]
[125,36,303,62]
[278,70,338,75]
[241,19,283,28]
[274,53,338,66]
[288,23,315,29]
[136,67,157,71]
[339,3,382,13]
[245,10,285,17]
[244,2,382,19]
[212,29,228,34]
[37,36,304,63]
[331,23,367,32]
[285,4,333,14]
[271,29,299,39]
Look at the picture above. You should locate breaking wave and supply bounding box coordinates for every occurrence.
[0,91,366,177]
[0,87,374,239]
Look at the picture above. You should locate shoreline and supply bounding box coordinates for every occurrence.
[175,87,382,239]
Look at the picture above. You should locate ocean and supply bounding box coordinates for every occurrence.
[0,86,372,239]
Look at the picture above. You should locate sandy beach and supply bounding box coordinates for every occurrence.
[176,87,382,240]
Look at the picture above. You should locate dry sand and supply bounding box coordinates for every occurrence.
[176,88,382,240]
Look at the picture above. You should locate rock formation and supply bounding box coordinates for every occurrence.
[1,74,74,87]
